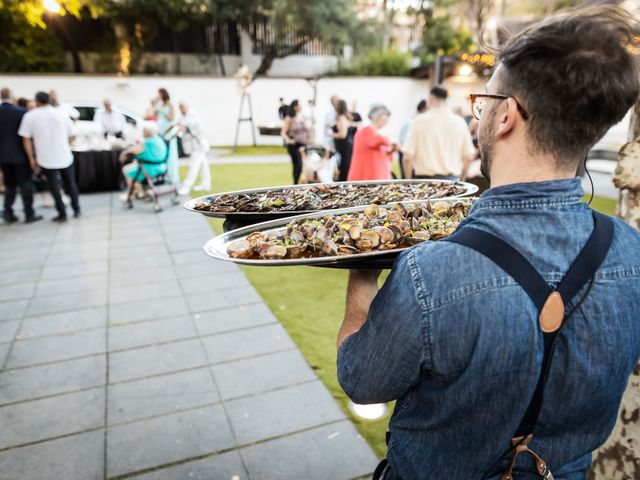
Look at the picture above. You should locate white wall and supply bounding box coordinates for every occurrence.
[0,74,486,146]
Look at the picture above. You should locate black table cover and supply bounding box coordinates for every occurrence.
[73,149,124,193]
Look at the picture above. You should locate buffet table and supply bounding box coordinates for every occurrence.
[73,149,124,193]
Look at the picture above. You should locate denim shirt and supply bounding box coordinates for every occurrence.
[337,179,640,479]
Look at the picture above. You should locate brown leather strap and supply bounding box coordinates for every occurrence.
[500,435,554,480]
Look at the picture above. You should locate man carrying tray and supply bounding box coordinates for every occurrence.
[337,5,640,479]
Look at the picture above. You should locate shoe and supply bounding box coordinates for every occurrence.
[119,193,129,202]
[73,211,81,218]
[52,215,68,223]
[25,214,43,224]
[192,185,209,192]
[3,213,18,224]
[178,187,190,196]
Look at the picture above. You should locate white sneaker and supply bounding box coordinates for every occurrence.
[119,193,129,202]
[192,185,210,192]
[178,187,190,196]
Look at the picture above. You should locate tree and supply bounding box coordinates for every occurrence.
[215,0,358,76]
[411,0,474,62]
[467,0,494,39]
[588,96,640,480]
[105,0,213,74]
[0,0,102,72]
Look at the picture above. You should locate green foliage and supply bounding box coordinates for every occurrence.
[417,0,474,60]
[0,9,65,72]
[340,49,412,77]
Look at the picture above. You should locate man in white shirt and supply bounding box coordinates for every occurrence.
[402,86,476,180]
[19,91,81,222]
[94,99,126,138]
[177,102,211,195]
[49,90,80,121]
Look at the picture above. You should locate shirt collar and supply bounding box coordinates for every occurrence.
[471,178,584,212]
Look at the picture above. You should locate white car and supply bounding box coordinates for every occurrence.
[70,101,143,143]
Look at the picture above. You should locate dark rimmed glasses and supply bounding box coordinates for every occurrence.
[469,93,529,121]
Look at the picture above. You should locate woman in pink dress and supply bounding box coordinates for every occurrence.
[347,104,398,181]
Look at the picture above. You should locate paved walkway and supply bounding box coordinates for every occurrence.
[0,193,377,480]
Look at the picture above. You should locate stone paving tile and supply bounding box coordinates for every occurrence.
[25,289,107,317]
[108,316,198,351]
[110,255,173,272]
[0,255,47,271]
[109,244,169,260]
[241,421,378,480]
[0,299,28,321]
[0,268,40,287]
[51,240,109,256]
[0,355,106,405]
[40,260,108,280]
[18,306,107,339]
[170,250,210,266]
[108,368,218,425]
[109,296,188,325]
[45,250,109,267]
[225,381,345,445]
[185,285,263,313]
[7,329,106,368]
[0,388,105,449]
[0,430,104,480]
[109,280,182,305]
[175,260,239,279]
[0,343,9,367]
[177,270,249,294]
[0,319,20,344]
[0,283,35,302]
[109,266,177,288]
[109,235,165,250]
[202,323,296,365]
[107,405,236,478]
[35,274,108,298]
[193,303,277,336]
[212,349,316,401]
[129,450,247,480]
[109,338,208,383]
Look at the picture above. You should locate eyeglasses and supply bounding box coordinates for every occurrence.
[469,93,529,121]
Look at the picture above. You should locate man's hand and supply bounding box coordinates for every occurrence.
[337,269,382,349]
[22,137,39,174]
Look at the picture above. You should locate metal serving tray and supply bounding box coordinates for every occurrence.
[202,198,475,269]
[184,179,478,224]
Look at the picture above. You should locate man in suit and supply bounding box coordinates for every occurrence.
[0,88,41,223]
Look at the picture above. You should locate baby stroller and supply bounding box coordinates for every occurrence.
[124,126,180,213]
[299,145,339,184]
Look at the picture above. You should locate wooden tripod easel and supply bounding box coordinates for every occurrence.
[233,92,257,151]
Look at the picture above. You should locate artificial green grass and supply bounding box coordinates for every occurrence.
[216,145,287,157]
[189,162,618,458]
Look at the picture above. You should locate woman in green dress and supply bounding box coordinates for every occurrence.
[153,88,180,186]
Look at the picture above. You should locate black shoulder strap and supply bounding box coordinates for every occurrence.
[444,211,614,437]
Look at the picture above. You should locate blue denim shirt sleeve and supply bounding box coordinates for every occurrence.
[337,251,425,404]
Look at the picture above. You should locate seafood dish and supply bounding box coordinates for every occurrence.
[208,199,473,267]
[187,180,477,219]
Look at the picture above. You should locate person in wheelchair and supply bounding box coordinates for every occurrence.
[119,121,167,201]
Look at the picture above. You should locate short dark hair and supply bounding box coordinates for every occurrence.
[0,88,10,100]
[417,99,427,112]
[429,86,448,100]
[35,91,50,105]
[288,99,299,117]
[158,88,170,102]
[498,5,640,164]
[17,97,28,108]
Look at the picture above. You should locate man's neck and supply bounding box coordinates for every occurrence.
[489,152,578,188]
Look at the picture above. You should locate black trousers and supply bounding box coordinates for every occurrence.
[286,142,305,184]
[335,138,352,182]
[2,162,35,217]
[42,164,80,217]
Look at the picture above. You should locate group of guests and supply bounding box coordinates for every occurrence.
[0,86,212,225]
[0,88,80,223]
[280,86,479,188]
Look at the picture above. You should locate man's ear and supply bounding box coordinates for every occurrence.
[494,98,519,139]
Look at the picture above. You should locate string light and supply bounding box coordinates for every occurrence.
[43,0,61,14]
